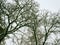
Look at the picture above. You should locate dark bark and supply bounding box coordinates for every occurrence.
[33,29,37,45]
[0,23,10,43]
[42,32,48,45]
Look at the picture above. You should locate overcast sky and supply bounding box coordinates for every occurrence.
[36,0,60,12]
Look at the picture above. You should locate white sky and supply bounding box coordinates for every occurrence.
[36,0,60,12]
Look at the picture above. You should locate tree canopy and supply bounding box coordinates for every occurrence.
[0,0,60,45]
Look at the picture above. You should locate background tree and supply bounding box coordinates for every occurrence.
[38,10,60,45]
[26,10,60,45]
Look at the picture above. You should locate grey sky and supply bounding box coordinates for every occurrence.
[36,0,60,12]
